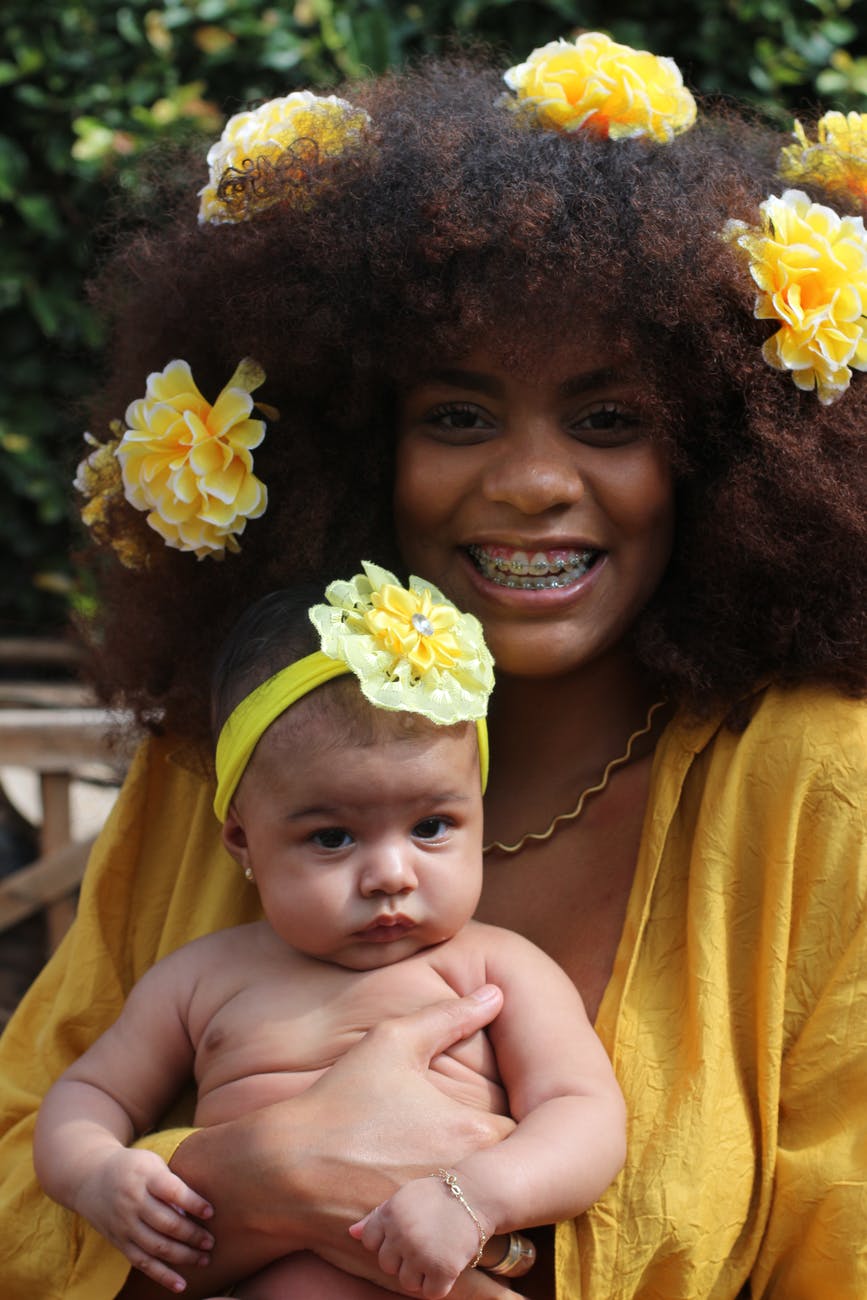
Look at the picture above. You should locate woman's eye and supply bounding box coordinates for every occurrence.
[311,827,353,850]
[412,816,449,840]
[573,403,641,443]
[424,403,492,441]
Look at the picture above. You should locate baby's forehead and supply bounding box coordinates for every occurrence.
[264,683,476,760]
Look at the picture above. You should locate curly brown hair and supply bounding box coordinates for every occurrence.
[77,53,867,748]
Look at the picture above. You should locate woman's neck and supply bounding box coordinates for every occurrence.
[480,647,665,842]
[485,651,664,806]
[477,650,667,1001]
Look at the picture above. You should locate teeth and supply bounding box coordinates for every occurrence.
[468,545,597,589]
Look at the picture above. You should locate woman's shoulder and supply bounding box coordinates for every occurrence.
[110,729,214,814]
[748,681,866,736]
[658,684,866,888]
[673,683,866,777]
[737,683,866,789]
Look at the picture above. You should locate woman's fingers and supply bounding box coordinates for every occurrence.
[167,985,512,1290]
[359,986,504,1073]
[448,1269,528,1300]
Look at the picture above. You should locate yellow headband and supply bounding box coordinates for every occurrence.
[213,650,489,820]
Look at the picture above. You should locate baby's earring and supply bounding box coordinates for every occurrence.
[243,866,255,882]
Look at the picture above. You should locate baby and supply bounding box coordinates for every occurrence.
[34,563,626,1299]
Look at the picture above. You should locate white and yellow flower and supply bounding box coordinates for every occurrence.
[198,90,370,223]
[725,188,867,404]
[74,426,148,569]
[116,358,269,557]
[309,560,494,724]
[779,111,867,200]
[503,32,696,142]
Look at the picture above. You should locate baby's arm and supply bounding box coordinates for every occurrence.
[351,927,626,1297]
[33,946,216,1293]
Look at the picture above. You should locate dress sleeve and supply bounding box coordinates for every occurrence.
[752,709,867,1297]
[0,735,247,1300]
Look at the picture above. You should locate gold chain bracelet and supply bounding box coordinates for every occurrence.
[431,1168,487,1268]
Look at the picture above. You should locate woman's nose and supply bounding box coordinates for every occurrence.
[482,428,585,515]
[359,844,419,896]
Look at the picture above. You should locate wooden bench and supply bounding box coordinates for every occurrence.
[0,639,126,953]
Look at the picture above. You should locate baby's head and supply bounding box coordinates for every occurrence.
[211,567,494,970]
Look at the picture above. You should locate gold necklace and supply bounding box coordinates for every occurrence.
[482,699,666,856]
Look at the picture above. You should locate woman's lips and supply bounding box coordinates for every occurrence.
[467,544,601,590]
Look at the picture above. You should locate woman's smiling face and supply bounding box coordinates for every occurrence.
[394,343,675,681]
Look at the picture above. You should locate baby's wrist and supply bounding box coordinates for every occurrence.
[429,1167,497,1265]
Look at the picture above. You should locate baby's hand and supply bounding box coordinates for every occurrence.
[349,1172,490,1299]
[74,1147,214,1293]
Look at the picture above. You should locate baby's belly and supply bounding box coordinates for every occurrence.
[194,1048,509,1128]
[193,1067,330,1126]
[193,950,508,1127]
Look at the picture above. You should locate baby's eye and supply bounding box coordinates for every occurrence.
[311,827,353,850]
[412,816,450,840]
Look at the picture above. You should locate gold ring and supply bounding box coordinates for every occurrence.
[486,1231,537,1277]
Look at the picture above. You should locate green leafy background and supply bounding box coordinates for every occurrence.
[4,0,865,635]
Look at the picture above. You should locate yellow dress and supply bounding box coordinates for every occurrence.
[1,685,864,1299]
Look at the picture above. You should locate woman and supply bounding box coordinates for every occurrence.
[1,36,865,1300]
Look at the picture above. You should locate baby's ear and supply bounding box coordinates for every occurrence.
[221,806,250,869]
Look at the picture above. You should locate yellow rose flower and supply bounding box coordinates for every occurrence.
[779,111,867,200]
[726,189,867,404]
[198,91,371,224]
[503,32,696,142]
[117,358,269,558]
[310,561,495,725]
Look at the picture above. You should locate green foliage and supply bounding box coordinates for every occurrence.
[3,0,866,634]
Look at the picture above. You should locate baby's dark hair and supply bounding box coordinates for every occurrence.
[211,585,459,752]
[211,584,322,737]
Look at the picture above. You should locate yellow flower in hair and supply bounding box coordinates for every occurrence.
[504,32,696,142]
[309,561,494,725]
[74,427,148,570]
[117,358,269,558]
[779,112,867,200]
[725,188,867,404]
[74,429,122,507]
[198,91,370,224]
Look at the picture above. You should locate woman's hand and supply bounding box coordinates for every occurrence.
[160,986,515,1297]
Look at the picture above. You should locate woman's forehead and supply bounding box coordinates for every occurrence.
[396,331,644,396]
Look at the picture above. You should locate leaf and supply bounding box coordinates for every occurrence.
[15,193,63,238]
[0,134,29,199]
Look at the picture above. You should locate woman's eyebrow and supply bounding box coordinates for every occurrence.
[558,367,628,397]
[414,369,503,396]
[412,365,633,397]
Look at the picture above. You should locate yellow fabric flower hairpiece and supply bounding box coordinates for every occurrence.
[503,32,696,142]
[724,188,867,404]
[198,90,371,224]
[76,358,271,561]
[779,111,867,201]
[309,560,495,726]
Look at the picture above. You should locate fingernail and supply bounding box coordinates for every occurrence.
[469,983,500,1004]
